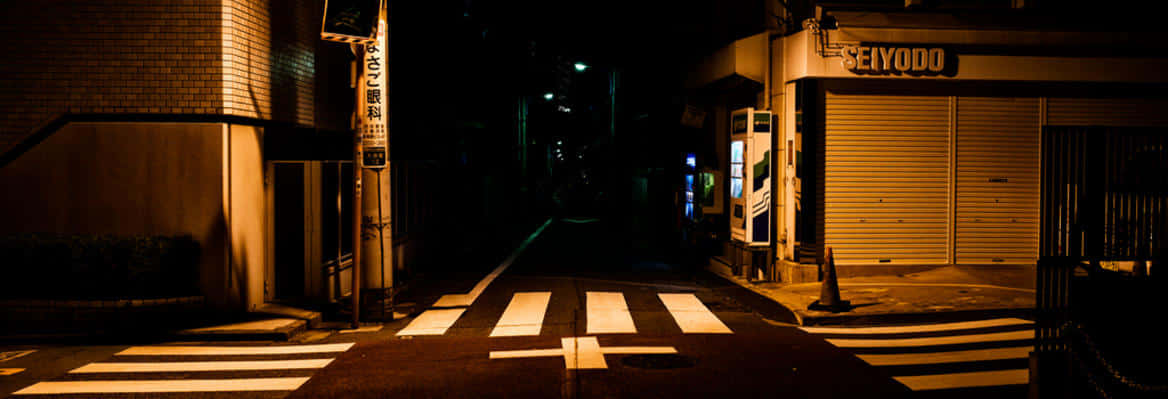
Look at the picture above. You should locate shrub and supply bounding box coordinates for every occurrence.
[0,233,200,299]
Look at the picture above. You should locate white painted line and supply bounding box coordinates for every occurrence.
[70,359,334,373]
[396,308,466,336]
[489,349,563,359]
[12,377,312,394]
[0,368,25,376]
[562,337,606,369]
[894,369,1029,391]
[800,318,1033,335]
[339,325,383,334]
[0,350,36,363]
[601,347,678,355]
[827,330,1033,348]
[857,346,1032,366]
[433,219,552,308]
[116,343,354,356]
[586,292,637,334]
[488,338,678,370]
[658,293,733,334]
[491,292,552,337]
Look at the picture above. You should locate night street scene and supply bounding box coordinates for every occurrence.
[2,0,1167,398]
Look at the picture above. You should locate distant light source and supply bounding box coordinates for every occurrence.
[544,92,554,101]
[574,62,589,72]
[686,153,696,168]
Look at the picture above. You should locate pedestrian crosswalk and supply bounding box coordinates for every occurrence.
[397,291,735,337]
[799,318,1034,392]
[12,342,354,396]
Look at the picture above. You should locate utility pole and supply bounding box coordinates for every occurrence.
[357,4,392,323]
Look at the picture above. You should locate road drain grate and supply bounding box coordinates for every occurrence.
[620,354,696,369]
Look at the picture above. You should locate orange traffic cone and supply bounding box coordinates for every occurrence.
[808,247,851,312]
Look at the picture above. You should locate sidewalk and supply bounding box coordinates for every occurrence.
[709,259,1036,326]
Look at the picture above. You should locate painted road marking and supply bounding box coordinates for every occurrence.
[586,292,637,334]
[799,318,1033,335]
[116,343,354,356]
[1,368,25,376]
[856,346,1031,366]
[12,377,311,394]
[396,308,467,336]
[562,337,607,369]
[894,369,1029,390]
[488,337,677,370]
[658,293,732,334]
[70,359,334,373]
[490,292,552,337]
[433,219,552,307]
[1,350,36,363]
[339,325,384,334]
[827,330,1033,348]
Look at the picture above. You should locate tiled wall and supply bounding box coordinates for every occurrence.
[0,0,318,154]
[222,0,315,126]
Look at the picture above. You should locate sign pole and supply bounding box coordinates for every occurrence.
[351,45,364,329]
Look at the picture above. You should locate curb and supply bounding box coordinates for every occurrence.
[705,261,1033,326]
[170,319,308,342]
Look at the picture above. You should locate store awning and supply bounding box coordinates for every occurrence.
[685,32,768,89]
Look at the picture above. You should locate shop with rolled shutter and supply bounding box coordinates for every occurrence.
[954,97,1041,265]
[823,93,951,265]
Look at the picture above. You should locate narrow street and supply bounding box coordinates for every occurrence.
[3,219,1033,398]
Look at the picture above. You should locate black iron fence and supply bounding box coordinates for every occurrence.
[1036,126,1168,398]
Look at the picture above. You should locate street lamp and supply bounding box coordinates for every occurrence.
[544,92,554,101]
[574,62,589,72]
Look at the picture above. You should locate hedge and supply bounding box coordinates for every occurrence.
[0,233,200,299]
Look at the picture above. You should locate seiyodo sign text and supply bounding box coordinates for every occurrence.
[841,45,945,74]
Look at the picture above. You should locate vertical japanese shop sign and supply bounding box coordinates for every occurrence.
[358,15,387,168]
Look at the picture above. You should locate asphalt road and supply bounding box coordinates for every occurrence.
[1,219,1032,398]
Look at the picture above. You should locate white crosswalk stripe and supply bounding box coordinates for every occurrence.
[658,293,733,334]
[586,292,637,334]
[491,292,552,337]
[398,291,736,337]
[13,343,355,396]
[800,318,1034,392]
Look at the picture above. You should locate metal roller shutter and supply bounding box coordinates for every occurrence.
[955,97,1040,264]
[825,93,950,265]
[1047,98,1168,127]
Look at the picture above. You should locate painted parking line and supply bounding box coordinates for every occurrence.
[490,292,552,337]
[396,308,467,336]
[856,346,1032,366]
[586,292,637,334]
[12,377,311,394]
[826,330,1033,348]
[799,318,1033,335]
[658,293,732,334]
[116,343,354,356]
[70,359,334,373]
[893,369,1029,391]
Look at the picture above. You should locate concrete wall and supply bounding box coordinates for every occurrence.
[0,122,230,306]
[228,124,266,310]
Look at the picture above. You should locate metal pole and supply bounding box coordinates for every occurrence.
[351,46,364,329]
[377,167,387,317]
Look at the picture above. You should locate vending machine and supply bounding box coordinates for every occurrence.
[729,108,771,246]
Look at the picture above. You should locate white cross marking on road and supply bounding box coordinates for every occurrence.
[488,337,677,370]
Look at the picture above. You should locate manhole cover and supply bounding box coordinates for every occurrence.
[620,354,696,369]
